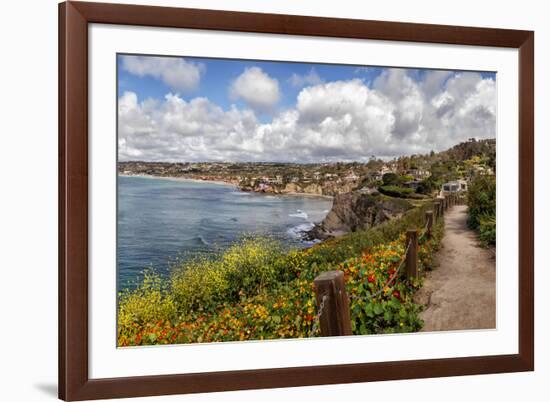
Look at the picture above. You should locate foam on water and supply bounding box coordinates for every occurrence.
[289,209,309,219]
[287,222,315,239]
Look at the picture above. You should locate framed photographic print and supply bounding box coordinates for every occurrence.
[59,1,534,400]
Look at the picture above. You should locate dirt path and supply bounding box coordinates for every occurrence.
[414,205,496,331]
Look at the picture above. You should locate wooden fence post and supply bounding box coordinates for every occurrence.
[405,229,418,280]
[433,202,440,220]
[425,211,434,239]
[437,196,445,218]
[313,271,352,337]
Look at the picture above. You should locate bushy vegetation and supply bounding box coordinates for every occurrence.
[479,215,496,245]
[467,175,496,245]
[379,185,414,197]
[379,175,426,199]
[170,237,288,313]
[378,185,425,199]
[415,176,439,195]
[117,203,444,346]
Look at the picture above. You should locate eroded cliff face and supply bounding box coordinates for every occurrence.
[308,192,413,240]
[239,181,356,196]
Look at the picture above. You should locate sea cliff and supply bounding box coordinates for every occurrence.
[238,180,356,196]
[307,191,413,240]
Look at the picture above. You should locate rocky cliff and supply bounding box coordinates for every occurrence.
[307,191,413,240]
[239,181,357,196]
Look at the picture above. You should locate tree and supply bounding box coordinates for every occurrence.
[416,177,437,195]
[382,172,399,186]
[466,175,496,229]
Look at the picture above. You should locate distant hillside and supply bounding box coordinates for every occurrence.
[392,138,496,174]
[438,138,496,164]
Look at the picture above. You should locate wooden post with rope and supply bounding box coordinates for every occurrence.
[405,229,418,280]
[312,217,432,337]
[437,196,445,218]
[433,201,440,220]
[425,211,434,239]
[313,271,352,337]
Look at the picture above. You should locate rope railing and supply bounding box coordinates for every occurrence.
[310,236,416,337]
[418,219,431,241]
[310,295,328,336]
[348,239,412,303]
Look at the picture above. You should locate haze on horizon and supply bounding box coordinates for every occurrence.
[118,54,496,164]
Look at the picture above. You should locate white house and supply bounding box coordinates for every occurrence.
[441,180,468,193]
[344,171,360,181]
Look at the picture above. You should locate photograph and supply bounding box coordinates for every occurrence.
[2,0,543,401]
[116,53,497,347]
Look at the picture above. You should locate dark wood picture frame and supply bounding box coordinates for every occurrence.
[59,1,534,400]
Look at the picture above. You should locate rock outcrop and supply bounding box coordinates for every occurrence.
[307,192,413,240]
[239,181,357,196]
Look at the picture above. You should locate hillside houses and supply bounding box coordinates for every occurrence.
[344,170,360,181]
[406,167,430,180]
[441,179,468,193]
[118,138,496,199]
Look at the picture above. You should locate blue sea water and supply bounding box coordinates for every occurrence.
[117,175,332,290]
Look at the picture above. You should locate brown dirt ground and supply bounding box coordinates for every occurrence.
[414,205,496,331]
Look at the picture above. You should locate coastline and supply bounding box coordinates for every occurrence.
[118,173,238,188]
[119,173,334,200]
[276,191,333,200]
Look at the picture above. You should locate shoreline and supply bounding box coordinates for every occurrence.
[119,173,334,200]
[119,173,238,188]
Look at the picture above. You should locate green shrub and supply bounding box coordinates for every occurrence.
[479,214,496,245]
[170,257,230,313]
[379,185,414,197]
[170,237,285,313]
[467,175,496,230]
[378,185,425,199]
[118,271,177,328]
[382,172,400,185]
[415,176,441,195]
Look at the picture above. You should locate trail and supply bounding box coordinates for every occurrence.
[415,205,496,331]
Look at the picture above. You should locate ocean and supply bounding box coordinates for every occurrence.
[117,175,332,290]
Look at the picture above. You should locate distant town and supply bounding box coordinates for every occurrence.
[119,138,495,198]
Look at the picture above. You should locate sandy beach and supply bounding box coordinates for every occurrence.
[118,173,334,199]
[118,173,238,188]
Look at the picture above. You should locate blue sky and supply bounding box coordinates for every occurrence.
[118,56,382,120]
[117,54,496,162]
[118,55,494,121]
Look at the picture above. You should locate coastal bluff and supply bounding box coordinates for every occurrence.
[308,192,413,240]
[238,180,356,196]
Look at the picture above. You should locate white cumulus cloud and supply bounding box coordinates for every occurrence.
[288,68,324,88]
[121,55,204,93]
[119,69,496,163]
[230,67,280,112]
